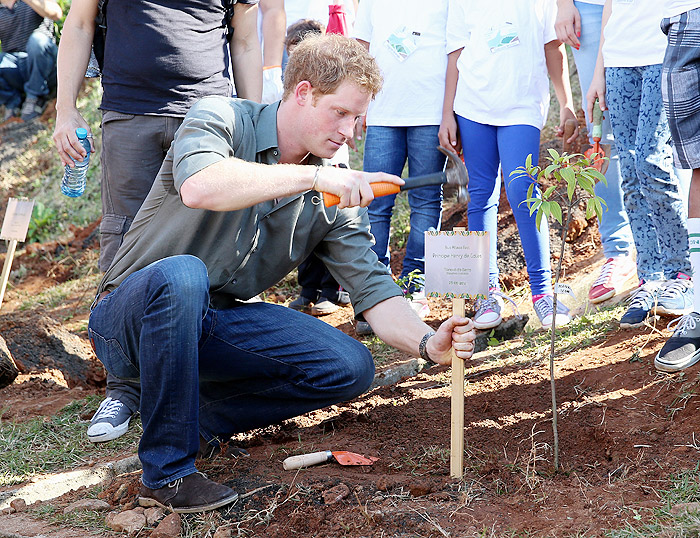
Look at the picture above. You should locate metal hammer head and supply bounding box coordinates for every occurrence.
[438,146,469,204]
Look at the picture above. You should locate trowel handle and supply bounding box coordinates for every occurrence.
[323,183,401,207]
[282,450,333,470]
[591,98,604,141]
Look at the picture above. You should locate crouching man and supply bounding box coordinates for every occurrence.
[88,34,476,514]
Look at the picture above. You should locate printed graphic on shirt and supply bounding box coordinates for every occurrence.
[385,25,420,61]
[486,21,520,53]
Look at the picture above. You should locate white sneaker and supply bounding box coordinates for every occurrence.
[588,255,636,304]
[87,397,133,443]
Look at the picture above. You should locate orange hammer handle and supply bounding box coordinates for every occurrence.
[323,182,402,207]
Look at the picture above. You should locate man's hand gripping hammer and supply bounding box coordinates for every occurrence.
[322,146,469,207]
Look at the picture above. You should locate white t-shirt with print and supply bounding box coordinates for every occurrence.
[576,0,605,5]
[353,0,448,126]
[447,0,557,129]
[603,0,666,67]
[285,0,356,30]
[664,0,700,18]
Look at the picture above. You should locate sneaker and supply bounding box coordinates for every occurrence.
[653,274,693,317]
[589,256,636,304]
[20,96,46,121]
[655,312,700,373]
[288,295,314,312]
[139,471,239,514]
[2,106,19,122]
[356,320,373,336]
[473,288,505,329]
[336,290,351,305]
[311,297,340,316]
[87,397,133,443]
[619,281,661,329]
[533,294,571,329]
[407,290,430,320]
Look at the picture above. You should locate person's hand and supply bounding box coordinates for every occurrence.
[315,165,403,209]
[556,106,579,146]
[585,72,607,123]
[53,108,93,167]
[427,316,476,366]
[439,113,462,155]
[554,0,581,49]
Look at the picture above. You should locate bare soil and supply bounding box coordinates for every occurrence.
[0,120,697,538]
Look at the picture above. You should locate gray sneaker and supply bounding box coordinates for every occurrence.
[20,96,47,121]
[87,397,133,443]
[655,312,700,373]
[139,471,238,514]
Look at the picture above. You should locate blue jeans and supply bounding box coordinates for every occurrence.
[605,65,690,281]
[0,31,57,108]
[573,1,633,258]
[363,126,444,287]
[457,117,552,295]
[88,255,374,488]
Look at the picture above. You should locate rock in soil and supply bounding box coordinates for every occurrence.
[144,506,166,525]
[9,498,26,512]
[151,513,181,538]
[63,498,111,513]
[322,483,350,505]
[106,509,147,535]
[0,334,18,389]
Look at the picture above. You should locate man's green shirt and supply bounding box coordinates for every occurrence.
[97,96,402,314]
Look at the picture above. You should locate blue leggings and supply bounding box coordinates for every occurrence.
[457,116,552,295]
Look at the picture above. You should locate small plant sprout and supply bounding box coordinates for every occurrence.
[510,148,608,471]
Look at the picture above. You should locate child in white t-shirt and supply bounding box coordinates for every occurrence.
[439,0,577,329]
[587,0,691,331]
[354,0,449,322]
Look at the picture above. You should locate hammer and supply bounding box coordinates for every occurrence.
[322,146,469,207]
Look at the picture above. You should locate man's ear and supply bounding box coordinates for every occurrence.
[294,81,314,106]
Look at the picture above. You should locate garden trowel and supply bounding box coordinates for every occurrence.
[584,98,607,173]
[322,145,468,207]
[282,450,379,470]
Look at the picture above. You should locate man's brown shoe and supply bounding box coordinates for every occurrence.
[138,471,238,513]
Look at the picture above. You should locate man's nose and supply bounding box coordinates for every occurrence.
[339,117,355,139]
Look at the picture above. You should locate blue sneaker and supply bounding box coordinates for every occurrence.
[619,281,661,329]
[655,312,700,372]
[653,275,693,317]
[87,397,133,443]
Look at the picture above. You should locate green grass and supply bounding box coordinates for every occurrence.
[607,467,700,537]
[0,396,140,487]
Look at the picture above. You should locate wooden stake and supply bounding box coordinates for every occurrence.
[450,297,466,479]
[0,239,17,309]
[450,225,467,479]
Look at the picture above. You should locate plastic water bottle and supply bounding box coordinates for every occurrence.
[61,128,91,197]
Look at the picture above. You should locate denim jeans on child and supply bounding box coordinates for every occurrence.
[605,65,690,281]
[457,117,552,295]
[0,31,57,109]
[88,255,375,489]
[363,126,444,285]
[572,1,633,259]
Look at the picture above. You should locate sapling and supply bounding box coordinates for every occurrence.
[510,148,607,471]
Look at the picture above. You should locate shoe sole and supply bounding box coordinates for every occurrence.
[619,320,646,329]
[654,348,700,373]
[473,318,502,330]
[311,305,339,316]
[652,306,693,317]
[87,420,130,443]
[139,491,239,514]
[589,289,616,304]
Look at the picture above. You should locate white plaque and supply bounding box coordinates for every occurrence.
[0,198,35,242]
[424,230,490,299]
